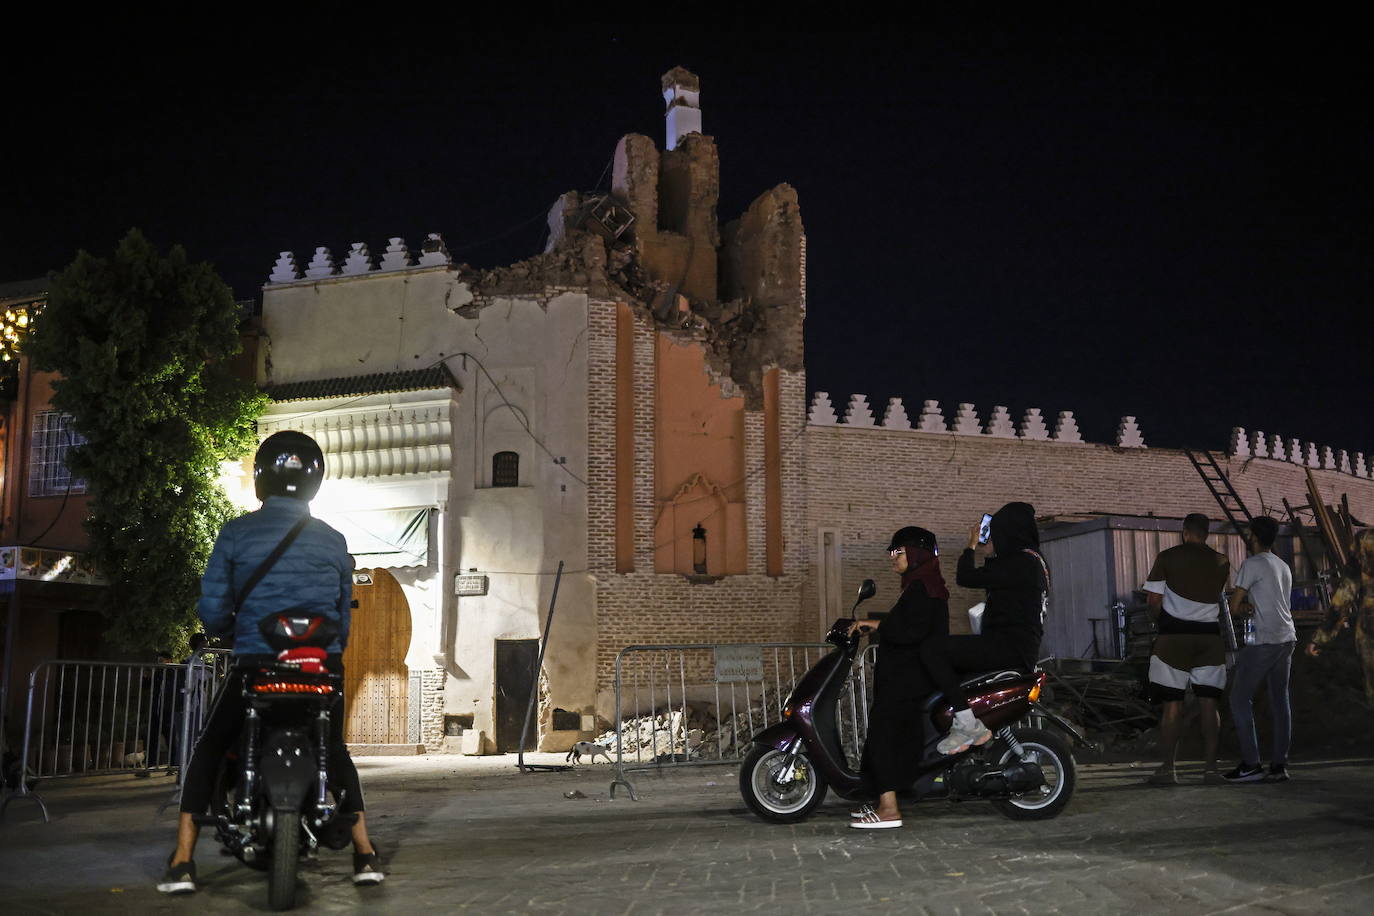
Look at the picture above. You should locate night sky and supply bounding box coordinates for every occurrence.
[6,26,1368,452]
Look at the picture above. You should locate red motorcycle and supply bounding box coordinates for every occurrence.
[740,580,1085,823]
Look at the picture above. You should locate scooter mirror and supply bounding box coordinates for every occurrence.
[855,579,876,604]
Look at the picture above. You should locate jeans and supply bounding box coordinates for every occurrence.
[1229,641,1295,767]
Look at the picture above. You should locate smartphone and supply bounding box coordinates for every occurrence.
[978,513,993,544]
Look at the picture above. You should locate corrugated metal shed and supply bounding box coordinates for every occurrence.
[1039,516,1247,660]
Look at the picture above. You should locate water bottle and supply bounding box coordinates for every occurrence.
[1243,617,1256,646]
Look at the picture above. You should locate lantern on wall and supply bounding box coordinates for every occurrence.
[692,523,707,575]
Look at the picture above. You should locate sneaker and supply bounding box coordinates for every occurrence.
[353,843,384,886]
[1268,764,1290,782]
[937,710,992,755]
[1222,763,1265,783]
[157,858,197,895]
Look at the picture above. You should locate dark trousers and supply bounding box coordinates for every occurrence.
[180,657,365,815]
[920,633,1032,712]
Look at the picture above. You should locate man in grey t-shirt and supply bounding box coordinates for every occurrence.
[1224,516,1296,783]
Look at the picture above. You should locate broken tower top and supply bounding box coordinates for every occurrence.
[662,66,702,151]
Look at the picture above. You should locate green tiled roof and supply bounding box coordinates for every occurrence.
[264,364,460,402]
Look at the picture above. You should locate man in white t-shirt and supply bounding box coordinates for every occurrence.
[1223,516,1296,784]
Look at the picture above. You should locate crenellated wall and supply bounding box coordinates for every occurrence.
[803,392,1374,639]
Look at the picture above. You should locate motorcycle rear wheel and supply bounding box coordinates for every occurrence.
[268,809,301,911]
[739,744,828,823]
[990,727,1076,821]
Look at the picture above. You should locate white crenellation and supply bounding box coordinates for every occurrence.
[379,237,413,271]
[1117,416,1146,448]
[1305,442,1319,468]
[341,242,374,275]
[1339,450,1353,475]
[917,400,946,433]
[269,251,300,284]
[808,392,837,426]
[1229,427,1249,458]
[881,398,911,430]
[1322,446,1336,471]
[1270,435,1286,463]
[304,246,338,279]
[985,406,1016,438]
[952,403,981,435]
[417,232,452,267]
[1019,408,1049,441]
[1357,453,1370,479]
[1288,438,1303,466]
[1249,430,1268,459]
[841,394,875,427]
[1052,411,1083,443]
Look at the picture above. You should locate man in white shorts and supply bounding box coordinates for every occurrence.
[1142,513,1231,786]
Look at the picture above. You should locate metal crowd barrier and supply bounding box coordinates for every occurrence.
[1,649,231,822]
[609,642,879,800]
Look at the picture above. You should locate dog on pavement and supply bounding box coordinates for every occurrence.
[565,741,612,764]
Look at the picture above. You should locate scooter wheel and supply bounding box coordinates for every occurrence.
[739,744,828,823]
[990,727,1076,821]
[268,809,300,911]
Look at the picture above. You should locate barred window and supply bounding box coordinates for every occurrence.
[29,411,87,497]
[492,451,519,487]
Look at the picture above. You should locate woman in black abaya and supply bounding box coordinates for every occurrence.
[848,526,949,829]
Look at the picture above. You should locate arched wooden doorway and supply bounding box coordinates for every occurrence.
[342,568,412,744]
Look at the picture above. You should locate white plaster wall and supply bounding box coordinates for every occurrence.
[263,268,469,383]
[261,275,594,748]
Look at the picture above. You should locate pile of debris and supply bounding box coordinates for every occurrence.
[1039,662,1156,751]
[595,700,783,762]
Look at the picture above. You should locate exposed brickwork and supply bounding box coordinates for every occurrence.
[419,668,447,751]
[585,299,619,574]
[804,426,1374,638]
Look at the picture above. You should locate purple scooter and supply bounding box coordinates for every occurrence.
[740,579,1085,823]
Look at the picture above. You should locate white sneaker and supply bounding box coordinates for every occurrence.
[937,710,991,755]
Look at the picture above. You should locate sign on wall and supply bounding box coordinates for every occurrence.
[456,574,489,597]
[714,645,763,682]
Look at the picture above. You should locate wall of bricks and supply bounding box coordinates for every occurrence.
[420,668,447,750]
[802,425,1374,638]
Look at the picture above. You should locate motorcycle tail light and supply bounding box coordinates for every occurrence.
[253,680,335,695]
[1028,673,1046,703]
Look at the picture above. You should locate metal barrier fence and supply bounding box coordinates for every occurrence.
[609,642,879,800]
[1,649,232,822]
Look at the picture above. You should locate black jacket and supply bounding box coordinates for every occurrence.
[956,502,1046,663]
[877,579,949,646]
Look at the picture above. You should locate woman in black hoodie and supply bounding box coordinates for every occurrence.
[919,502,1048,754]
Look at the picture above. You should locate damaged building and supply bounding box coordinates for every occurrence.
[246,67,809,753]
[245,66,1374,755]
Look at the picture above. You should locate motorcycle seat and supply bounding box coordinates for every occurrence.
[922,669,1030,712]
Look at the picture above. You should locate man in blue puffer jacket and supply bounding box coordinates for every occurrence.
[158,431,383,894]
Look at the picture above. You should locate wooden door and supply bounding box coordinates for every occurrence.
[494,639,539,753]
[342,568,411,743]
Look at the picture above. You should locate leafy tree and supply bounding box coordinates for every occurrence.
[25,230,266,653]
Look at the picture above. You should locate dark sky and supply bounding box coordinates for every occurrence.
[6,26,1369,452]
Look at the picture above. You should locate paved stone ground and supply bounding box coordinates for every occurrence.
[1,752,1372,914]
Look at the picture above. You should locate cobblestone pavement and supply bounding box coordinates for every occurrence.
[1,752,1372,914]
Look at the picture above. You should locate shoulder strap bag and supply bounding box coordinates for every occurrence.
[233,515,312,616]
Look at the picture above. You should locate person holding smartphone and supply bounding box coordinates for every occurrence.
[919,502,1048,754]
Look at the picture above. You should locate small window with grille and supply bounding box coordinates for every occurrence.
[492,451,520,487]
[29,411,88,497]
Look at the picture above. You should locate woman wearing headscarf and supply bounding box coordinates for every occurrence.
[921,501,1048,755]
[848,526,949,829]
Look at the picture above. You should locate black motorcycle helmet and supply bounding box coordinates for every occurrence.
[254,431,325,502]
[887,526,938,555]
